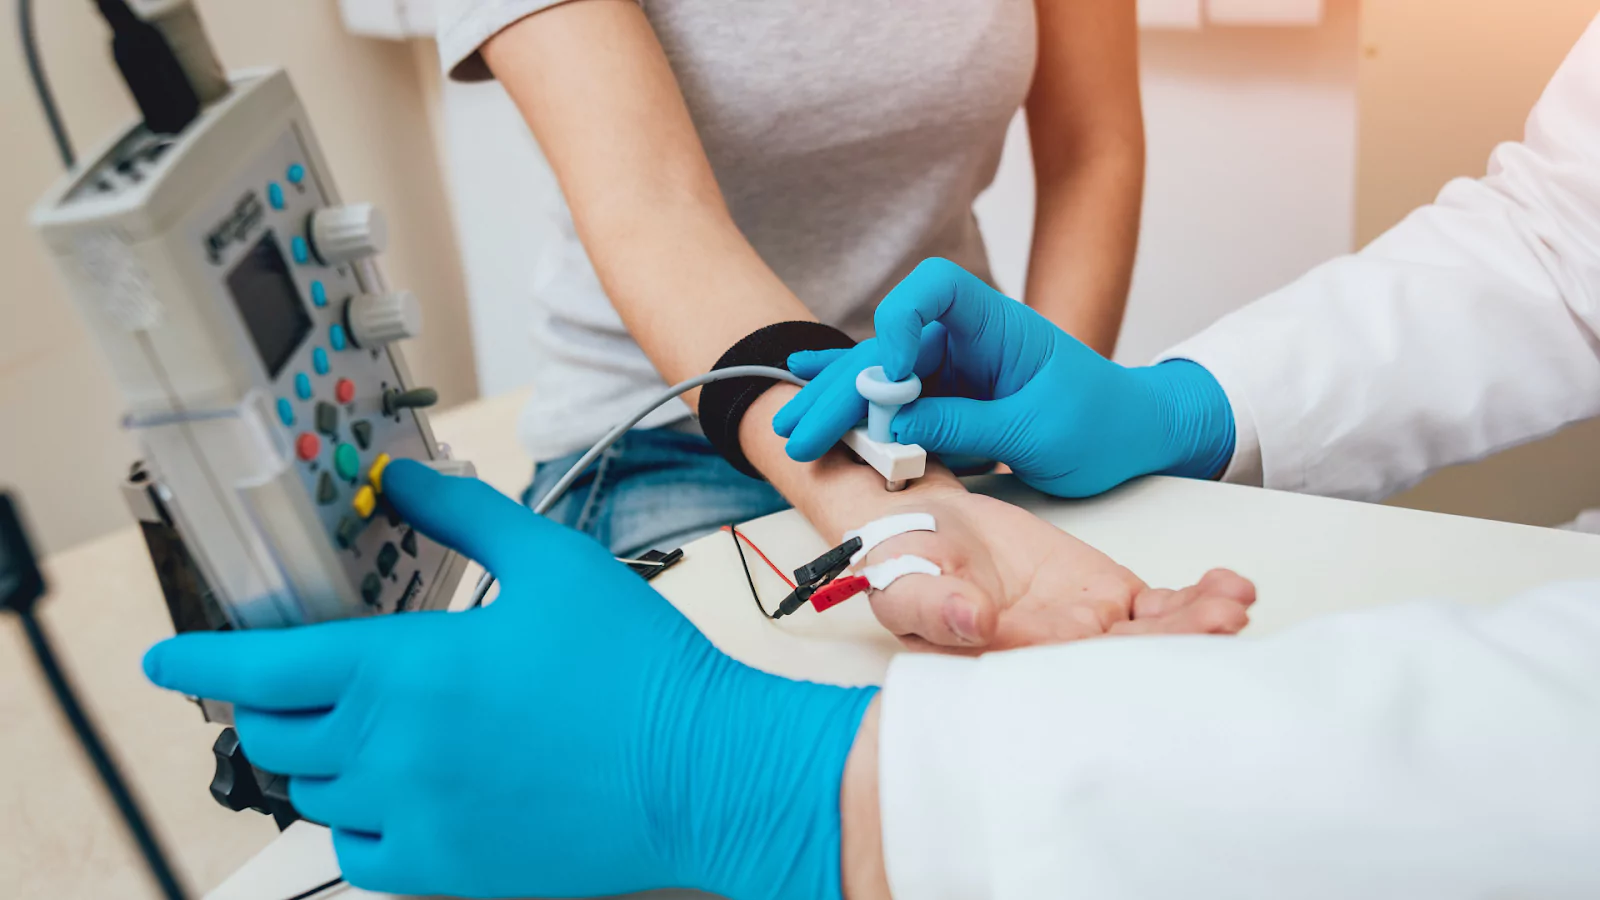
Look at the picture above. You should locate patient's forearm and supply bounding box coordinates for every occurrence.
[485,3,966,535]
[741,386,969,542]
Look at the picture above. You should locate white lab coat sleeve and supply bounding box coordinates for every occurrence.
[1158,15,1600,499]
[878,581,1600,900]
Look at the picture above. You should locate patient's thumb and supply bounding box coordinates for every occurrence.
[868,572,999,649]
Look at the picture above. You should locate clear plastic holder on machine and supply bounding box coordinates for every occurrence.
[123,388,319,631]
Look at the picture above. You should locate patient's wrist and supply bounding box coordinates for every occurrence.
[742,386,968,542]
[702,321,856,478]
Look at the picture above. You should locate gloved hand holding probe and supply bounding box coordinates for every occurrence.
[778,258,1238,498]
[142,461,875,899]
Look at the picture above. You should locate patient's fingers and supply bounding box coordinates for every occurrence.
[1131,587,1179,618]
[1133,569,1255,619]
[1130,596,1250,635]
[1120,570,1255,636]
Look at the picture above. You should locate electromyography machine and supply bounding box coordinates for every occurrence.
[32,67,470,634]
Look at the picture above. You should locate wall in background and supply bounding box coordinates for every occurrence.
[0,1,476,553]
[432,0,1361,397]
[412,53,565,398]
[977,0,1359,366]
[1366,2,1600,526]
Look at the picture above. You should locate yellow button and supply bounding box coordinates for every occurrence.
[352,485,377,519]
[368,453,392,492]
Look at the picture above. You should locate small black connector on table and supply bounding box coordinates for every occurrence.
[622,548,685,581]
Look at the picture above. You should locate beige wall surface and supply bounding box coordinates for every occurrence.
[1356,1,1600,525]
[1,2,476,555]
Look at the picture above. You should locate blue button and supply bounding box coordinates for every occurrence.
[329,324,347,352]
[267,182,285,210]
[287,163,306,185]
[313,347,330,375]
[291,236,310,265]
[276,398,295,427]
[310,281,327,307]
[295,372,313,400]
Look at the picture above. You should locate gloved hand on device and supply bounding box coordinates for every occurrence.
[776,257,1238,498]
[142,460,875,899]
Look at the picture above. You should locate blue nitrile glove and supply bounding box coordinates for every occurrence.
[778,258,1236,498]
[772,324,951,461]
[142,460,875,900]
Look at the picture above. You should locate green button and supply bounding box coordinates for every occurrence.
[334,443,360,480]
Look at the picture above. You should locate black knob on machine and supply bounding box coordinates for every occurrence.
[209,728,265,812]
[209,727,303,830]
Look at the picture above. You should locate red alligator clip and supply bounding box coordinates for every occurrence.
[808,575,870,613]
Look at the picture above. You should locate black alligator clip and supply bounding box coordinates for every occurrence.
[773,536,863,619]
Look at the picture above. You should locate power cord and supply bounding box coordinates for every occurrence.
[18,0,75,167]
[93,0,200,135]
[5,502,345,900]
[19,0,204,176]
[2,493,188,900]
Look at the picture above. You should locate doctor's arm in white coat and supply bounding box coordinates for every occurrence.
[1164,14,1600,500]
[854,20,1600,899]
[861,582,1600,900]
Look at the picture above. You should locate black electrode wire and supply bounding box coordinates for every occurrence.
[729,525,772,619]
[19,0,76,168]
[19,610,187,900]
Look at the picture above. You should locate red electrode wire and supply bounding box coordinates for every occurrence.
[721,526,795,589]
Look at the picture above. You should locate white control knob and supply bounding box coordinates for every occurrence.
[347,290,422,347]
[310,203,388,264]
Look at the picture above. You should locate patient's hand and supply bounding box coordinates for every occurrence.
[742,386,1251,652]
[854,489,1255,652]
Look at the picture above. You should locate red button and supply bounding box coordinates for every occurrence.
[335,378,355,405]
[296,432,321,461]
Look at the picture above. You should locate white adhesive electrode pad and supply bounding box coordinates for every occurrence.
[845,512,937,566]
[861,555,942,591]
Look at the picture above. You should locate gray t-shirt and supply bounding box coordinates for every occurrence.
[439,0,1037,461]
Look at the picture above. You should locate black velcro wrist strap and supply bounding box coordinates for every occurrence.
[700,321,855,480]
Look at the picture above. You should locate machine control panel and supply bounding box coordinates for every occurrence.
[32,70,468,629]
[234,132,445,615]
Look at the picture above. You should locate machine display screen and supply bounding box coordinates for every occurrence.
[227,232,311,380]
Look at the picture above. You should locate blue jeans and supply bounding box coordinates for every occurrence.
[523,427,791,559]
